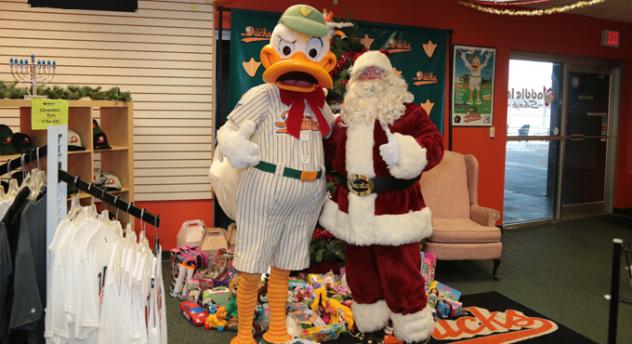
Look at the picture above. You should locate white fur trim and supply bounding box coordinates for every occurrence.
[216,120,260,169]
[351,51,393,79]
[352,300,390,332]
[319,199,432,246]
[388,133,427,180]
[346,120,376,177]
[391,306,436,343]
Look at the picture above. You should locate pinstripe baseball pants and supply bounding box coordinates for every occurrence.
[233,167,326,273]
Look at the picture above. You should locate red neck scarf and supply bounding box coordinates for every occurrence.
[279,88,330,139]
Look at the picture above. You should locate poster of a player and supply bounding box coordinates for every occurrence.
[452,45,496,126]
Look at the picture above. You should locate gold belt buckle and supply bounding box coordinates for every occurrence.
[347,174,374,196]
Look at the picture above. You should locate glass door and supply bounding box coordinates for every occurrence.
[503,59,562,225]
[560,67,612,217]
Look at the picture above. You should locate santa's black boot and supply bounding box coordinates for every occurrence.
[361,329,385,344]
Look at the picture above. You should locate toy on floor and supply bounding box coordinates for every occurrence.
[311,287,354,330]
[180,300,209,327]
[205,305,228,331]
[225,277,239,331]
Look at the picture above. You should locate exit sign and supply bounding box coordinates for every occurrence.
[601,29,620,48]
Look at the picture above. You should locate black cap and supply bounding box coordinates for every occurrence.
[12,133,35,153]
[0,125,16,155]
[93,119,111,150]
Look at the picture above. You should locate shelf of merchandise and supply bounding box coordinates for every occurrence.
[0,99,135,225]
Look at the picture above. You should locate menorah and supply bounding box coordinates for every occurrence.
[9,54,56,98]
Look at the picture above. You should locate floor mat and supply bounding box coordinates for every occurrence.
[429,291,595,343]
[328,291,595,344]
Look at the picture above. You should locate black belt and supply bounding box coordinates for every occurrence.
[345,174,417,196]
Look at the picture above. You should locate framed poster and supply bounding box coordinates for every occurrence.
[452,45,496,126]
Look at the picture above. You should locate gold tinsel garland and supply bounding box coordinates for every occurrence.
[458,0,606,16]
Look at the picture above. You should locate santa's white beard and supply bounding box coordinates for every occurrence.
[341,73,413,126]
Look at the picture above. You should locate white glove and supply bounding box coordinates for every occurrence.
[379,125,400,167]
[219,121,261,169]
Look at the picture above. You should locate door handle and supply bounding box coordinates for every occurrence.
[568,134,584,141]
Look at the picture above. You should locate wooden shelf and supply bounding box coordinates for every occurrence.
[69,149,92,155]
[0,154,22,161]
[68,192,92,200]
[0,99,131,108]
[69,188,129,200]
[1,99,135,227]
[95,145,128,152]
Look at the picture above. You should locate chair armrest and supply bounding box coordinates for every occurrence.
[470,204,500,227]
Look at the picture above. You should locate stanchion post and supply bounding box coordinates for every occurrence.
[607,238,623,344]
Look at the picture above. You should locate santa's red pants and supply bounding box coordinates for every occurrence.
[345,243,434,343]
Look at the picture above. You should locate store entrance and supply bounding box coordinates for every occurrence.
[503,59,562,225]
[503,56,619,226]
[560,67,614,218]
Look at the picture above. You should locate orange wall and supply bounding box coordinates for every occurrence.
[135,199,214,250]
[215,0,632,216]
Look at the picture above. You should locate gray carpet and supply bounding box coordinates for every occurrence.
[164,216,632,343]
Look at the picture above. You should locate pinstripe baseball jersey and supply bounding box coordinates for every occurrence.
[228,83,334,273]
[227,83,335,172]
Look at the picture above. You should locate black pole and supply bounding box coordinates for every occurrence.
[607,238,622,344]
[59,170,160,227]
[214,6,224,227]
[216,6,224,136]
[447,30,454,151]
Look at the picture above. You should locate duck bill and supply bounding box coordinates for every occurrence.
[261,46,336,93]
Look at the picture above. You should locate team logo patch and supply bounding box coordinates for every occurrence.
[433,306,558,343]
[274,111,320,135]
[413,71,438,86]
[386,38,412,54]
[240,26,272,43]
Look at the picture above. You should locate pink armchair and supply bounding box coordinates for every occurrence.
[420,151,502,279]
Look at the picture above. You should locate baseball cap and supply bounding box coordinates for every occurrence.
[0,125,17,155]
[68,130,85,151]
[12,133,35,153]
[94,169,122,191]
[93,119,111,150]
[278,4,329,38]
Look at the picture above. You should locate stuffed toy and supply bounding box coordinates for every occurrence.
[214,4,336,344]
[319,51,444,344]
[205,306,228,331]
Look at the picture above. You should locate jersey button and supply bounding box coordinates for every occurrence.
[301,132,309,141]
[302,156,310,164]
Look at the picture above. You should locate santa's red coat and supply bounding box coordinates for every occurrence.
[320,103,444,246]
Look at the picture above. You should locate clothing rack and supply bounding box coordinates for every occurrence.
[58,170,160,227]
[0,145,160,227]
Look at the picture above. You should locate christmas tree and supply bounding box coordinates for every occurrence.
[308,11,368,266]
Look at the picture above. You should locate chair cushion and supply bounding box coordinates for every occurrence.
[420,151,470,219]
[429,218,501,243]
[424,241,502,260]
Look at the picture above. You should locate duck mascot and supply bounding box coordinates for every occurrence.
[210,5,336,344]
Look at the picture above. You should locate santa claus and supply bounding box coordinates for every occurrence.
[320,51,444,344]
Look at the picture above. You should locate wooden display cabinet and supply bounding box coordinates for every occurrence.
[0,99,135,225]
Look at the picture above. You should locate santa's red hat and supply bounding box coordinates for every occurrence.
[350,50,393,79]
